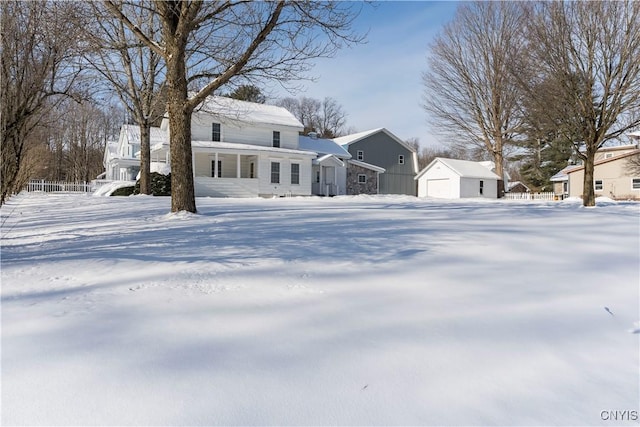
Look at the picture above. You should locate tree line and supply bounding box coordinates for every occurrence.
[3,1,638,209]
[1,0,363,210]
[423,1,640,206]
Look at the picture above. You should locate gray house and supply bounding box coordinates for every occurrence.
[334,128,418,196]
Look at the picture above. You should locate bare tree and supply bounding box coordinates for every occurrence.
[277,96,348,137]
[523,1,640,206]
[422,1,526,183]
[1,1,86,203]
[104,1,363,213]
[84,2,166,194]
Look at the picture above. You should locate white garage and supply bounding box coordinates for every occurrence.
[415,157,500,199]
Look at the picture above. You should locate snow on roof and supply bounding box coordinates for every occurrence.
[627,130,640,138]
[196,96,304,129]
[549,164,576,181]
[123,124,168,145]
[298,135,351,158]
[333,128,384,146]
[187,140,316,157]
[348,159,385,173]
[333,128,417,153]
[416,158,501,180]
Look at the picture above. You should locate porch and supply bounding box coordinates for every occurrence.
[194,152,260,197]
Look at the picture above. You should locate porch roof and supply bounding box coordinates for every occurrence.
[151,140,316,157]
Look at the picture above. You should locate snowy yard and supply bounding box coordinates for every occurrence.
[1,193,638,426]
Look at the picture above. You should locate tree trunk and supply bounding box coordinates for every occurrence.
[166,43,196,213]
[582,150,596,207]
[139,122,151,195]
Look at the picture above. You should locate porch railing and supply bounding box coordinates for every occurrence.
[504,192,556,201]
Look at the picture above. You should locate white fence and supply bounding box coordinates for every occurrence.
[24,180,92,193]
[504,192,556,201]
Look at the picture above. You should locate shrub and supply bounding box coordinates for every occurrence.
[110,186,135,196]
[133,173,171,196]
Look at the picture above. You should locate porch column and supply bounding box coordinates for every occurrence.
[192,151,196,179]
[214,152,219,178]
[237,154,241,178]
[319,166,324,194]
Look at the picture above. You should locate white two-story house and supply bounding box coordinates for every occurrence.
[149,96,316,198]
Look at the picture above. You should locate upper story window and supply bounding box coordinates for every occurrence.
[604,152,614,159]
[357,150,364,161]
[212,123,221,141]
[399,155,405,165]
[273,131,280,148]
[633,178,640,190]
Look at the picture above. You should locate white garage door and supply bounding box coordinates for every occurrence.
[427,178,451,198]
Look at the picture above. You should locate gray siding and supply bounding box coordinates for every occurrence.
[346,132,416,195]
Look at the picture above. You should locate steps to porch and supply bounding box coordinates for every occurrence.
[195,178,259,198]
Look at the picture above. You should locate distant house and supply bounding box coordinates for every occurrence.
[565,145,640,200]
[415,158,500,199]
[507,181,530,193]
[103,125,168,181]
[334,128,418,196]
[550,139,640,200]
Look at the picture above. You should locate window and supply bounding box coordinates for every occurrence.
[399,155,405,165]
[604,152,614,159]
[357,150,364,161]
[358,174,367,184]
[291,163,300,185]
[212,123,221,141]
[271,162,280,184]
[479,180,484,195]
[272,131,280,148]
[316,170,320,183]
[633,178,640,190]
[595,179,603,191]
[250,162,255,179]
[211,160,222,177]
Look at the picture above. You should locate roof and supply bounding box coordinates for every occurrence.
[298,135,352,158]
[629,131,640,138]
[550,164,575,182]
[123,124,168,146]
[415,158,501,180]
[565,149,640,174]
[508,181,530,191]
[196,96,304,129]
[348,159,385,173]
[153,140,316,157]
[333,128,417,153]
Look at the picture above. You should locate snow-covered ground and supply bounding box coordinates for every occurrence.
[1,193,638,426]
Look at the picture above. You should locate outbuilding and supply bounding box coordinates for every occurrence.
[415,157,500,199]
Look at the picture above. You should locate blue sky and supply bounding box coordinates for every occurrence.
[269,1,460,147]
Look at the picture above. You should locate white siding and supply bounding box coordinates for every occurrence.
[460,177,497,198]
[258,155,312,196]
[192,112,299,149]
